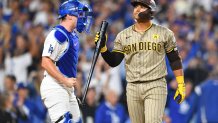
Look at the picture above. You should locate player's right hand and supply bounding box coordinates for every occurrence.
[95,32,108,53]
[64,78,77,88]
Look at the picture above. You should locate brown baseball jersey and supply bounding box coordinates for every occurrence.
[113,23,176,83]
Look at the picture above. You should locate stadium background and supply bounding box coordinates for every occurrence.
[0,0,218,123]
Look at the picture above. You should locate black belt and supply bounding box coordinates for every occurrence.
[55,113,72,123]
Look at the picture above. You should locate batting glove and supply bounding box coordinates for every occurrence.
[174,76,186,104]
[95,32,108,53]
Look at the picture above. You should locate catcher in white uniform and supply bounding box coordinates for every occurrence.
[40,0,92,123]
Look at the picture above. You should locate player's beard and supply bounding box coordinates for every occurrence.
[135,18,149,23]
[134,10,151,23]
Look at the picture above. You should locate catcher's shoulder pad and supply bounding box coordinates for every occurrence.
[54,30,68,44]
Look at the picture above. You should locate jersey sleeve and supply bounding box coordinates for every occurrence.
[112,32,124,54]
[164,30,177,53]
[42,30,66,61]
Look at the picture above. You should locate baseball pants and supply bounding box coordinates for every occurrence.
[126,78,167,123]
[40,75,81,123]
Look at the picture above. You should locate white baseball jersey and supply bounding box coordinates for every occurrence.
[40,27,81,122]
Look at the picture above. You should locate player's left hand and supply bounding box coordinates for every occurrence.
[174,83,186,104]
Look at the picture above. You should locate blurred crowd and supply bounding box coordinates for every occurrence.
[0,0,218,123]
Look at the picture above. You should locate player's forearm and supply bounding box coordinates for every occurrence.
[173,69,183,78]
[101,50,124,67]
[166,49,184,84]
[166,50,183,71]
[173,69,183,76]
[173,69,184,84]
[41,57,66,84]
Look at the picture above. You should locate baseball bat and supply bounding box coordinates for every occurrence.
[80,20,108,106]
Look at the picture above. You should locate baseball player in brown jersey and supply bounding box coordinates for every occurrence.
[95,0,186,123]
